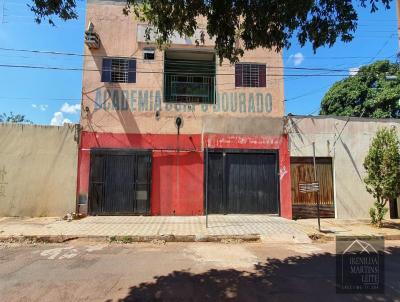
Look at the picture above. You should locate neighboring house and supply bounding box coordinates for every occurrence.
[77,0,291,217]
[287,115,400,219]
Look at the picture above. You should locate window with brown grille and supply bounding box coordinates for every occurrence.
[235,63,266,87]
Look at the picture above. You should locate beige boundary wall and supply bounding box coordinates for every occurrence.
[0,123,79,217]
[287,115,400,219]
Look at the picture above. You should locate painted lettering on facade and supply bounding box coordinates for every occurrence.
[92,89,273,114]
[206,135,282,148]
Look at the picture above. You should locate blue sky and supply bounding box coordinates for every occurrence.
[0,1,398,125]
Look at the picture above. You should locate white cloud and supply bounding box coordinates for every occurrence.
[289,52,305,66]
[50,102,79,125]
[50,112,72,126]
[60,102,81,114]
[32,104,48,111]
[349,67,359,76]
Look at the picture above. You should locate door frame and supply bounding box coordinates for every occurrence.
[88,148,152,216]
[204,148,280,215]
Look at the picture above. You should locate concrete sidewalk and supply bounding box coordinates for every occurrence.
[0,215,311,243]
[296,218,400,240]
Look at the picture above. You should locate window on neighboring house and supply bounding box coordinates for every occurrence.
[101,57,136,83]
[235,63,266,87]
[164,50,216,104]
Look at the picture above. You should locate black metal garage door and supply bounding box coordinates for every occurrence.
[89,149,151,215]
[206,150,279,214]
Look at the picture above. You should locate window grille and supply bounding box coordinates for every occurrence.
[235,63,266,87]
[164,57,216,104]
[101,57,136,83]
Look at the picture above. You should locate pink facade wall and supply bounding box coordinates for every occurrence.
[81,2,285,136]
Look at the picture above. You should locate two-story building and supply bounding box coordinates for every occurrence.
[77,0,292,218]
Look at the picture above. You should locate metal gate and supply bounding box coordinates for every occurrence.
[206,150,279,214]
[89,149,151,215]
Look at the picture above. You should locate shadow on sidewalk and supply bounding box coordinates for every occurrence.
[110,247,400,302]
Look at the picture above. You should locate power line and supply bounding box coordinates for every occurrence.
[366,34,395,65]
[0,47,350,71]
[0,56,351,72]
[0,46,398,64]
[284,84,334,102]
[283,60,361,102]
[0,96,81,101]
[0,63,354,77]
[284,53,397,110]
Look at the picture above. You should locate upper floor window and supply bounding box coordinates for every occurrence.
[143,48,155,60]
[164,50,215,104]
[235,63,266,87]
[101,57,136,83]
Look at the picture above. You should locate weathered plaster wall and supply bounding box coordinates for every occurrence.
[287,116,400,219]
[81,1,285,135]
[0,124,78,217]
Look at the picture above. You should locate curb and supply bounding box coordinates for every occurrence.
[383,234,400,240]
[307,233,400,242]
[0,234,261,244]
[2,233,398,243]
[0,235,81,244]
[109,234,261,243]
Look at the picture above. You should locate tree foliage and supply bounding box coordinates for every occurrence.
[320,61,400,118]
[363,127,400,226]
[29,0,78,25]
[29,0,392,62]
[0,112,32,124]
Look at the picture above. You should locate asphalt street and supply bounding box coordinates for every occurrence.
[0,240,399,302]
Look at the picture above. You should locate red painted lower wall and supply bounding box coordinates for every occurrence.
[151,151,204,215]
[77,131,292,219]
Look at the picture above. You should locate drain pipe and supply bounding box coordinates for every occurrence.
[175,117,182,216]
[205,146,209,228]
